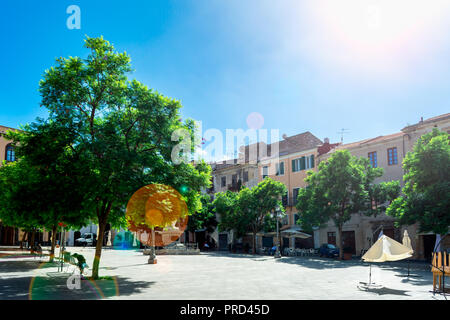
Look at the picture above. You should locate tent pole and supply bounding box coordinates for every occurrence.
[408,259,410,278]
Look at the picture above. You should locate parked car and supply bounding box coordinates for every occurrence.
[319,243,339,258]
[75,233,97,247]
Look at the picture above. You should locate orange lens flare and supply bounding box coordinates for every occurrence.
[126,184,188,247]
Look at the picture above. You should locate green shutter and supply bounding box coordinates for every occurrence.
[292,159,296,172]
[310,155,315,168]
[299,157,305,170]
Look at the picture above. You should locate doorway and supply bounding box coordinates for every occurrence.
[423,234,436,262]
[218,234,228,251]
[342,231,356,254]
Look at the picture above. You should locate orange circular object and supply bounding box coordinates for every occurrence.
[126,184,188,247]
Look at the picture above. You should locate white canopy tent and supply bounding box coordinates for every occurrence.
[361,235,413,286]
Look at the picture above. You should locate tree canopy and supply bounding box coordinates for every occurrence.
[0,121,93,257]
[216,177,286,254]
[387,128,450,235]
[27,36,210,278]
[296,150,400,259]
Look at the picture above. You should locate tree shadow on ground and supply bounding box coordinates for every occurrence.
[357,283,410,296]
[0,274,154,300]
[201,251,360,269]
[100,262,149,271]
[201,252,435,279]
[0,260,49,273]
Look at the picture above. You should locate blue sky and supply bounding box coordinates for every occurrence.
[1,0,449,149]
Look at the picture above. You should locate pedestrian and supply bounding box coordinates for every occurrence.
[271,245,277,255]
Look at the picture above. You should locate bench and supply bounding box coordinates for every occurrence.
[431,251,450,292]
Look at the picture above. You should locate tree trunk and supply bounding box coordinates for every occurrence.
[338,225,343,260]
[49,225,57,263]
[91,218,107,279]
[20,231,26,249]
[30,231,36,254]
[252,231,257,254]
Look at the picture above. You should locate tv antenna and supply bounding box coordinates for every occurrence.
[337,128,350,144]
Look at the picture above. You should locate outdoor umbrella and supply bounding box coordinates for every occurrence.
[434,234,442,252]
[280,226,312,239]
[361,235,413,286]
[402,230,414,278]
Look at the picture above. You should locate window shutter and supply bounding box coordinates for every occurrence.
[292,159,296,172]
[300,157,305,170]
[310,155,315,168]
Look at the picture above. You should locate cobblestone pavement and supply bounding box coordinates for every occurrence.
[0,247,446,300]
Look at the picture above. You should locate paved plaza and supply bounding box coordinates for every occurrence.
[0,247,445,300]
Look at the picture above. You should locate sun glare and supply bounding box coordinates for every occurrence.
[300,0,450,78]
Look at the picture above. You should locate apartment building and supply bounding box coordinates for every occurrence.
[255,132,323,250]
[207,143,264,250]
[317,113,450,260]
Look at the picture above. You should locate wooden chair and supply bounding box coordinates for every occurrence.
[431,251,450,292]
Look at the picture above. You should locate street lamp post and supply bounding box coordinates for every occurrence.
[274,205,281,259]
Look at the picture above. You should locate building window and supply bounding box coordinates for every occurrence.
[293,214,299,225]
[368,151,377,168]
[221,176,226,187]
[310,154,315,168]
[5,145,15,162]
[292,159,299,172]
[292,188,300,206]
[292,155,314,172]
[276,162,285,176]
[327,232,336,245]
[243,171,248,183]
[262,166,268,179]
[387,147,398,165]
[292,158,304,172]
[232,174,238,187]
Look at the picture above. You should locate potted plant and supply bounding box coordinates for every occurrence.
[343,247,353,260]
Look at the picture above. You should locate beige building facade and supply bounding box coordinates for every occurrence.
[316,113,450,260]
[253,132,323,250]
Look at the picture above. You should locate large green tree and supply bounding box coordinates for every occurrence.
[38,36,210,278]
[296,150,400,259]
[214,190,241,241]
[387,129,450,235]
[187,193,217,234]
[0,121,91,260]
[216,178,286,254]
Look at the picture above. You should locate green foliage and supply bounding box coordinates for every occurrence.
[19,35,210,278]
[358,157,401,216]
[187,193,217,233]
[0,121,92,232]
[215,178,286,249]
[296,150,368,233]
[386,129,450,234]
[296,150,400,258]
[214,191,241,234]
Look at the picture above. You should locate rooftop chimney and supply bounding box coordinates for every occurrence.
[324,137,330,144]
